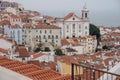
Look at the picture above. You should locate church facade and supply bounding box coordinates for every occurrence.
[55,5,90,39]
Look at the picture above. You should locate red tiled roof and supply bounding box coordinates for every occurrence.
[64,12,81,20]
[43,15,54,20]
[35,23,61,29]
[60,55,79,64]
[104,58,113,66]
[26,69,61,80]
[0,48,8,53]
[0,56,74,80]
[32,52,44,59]
[104,52,115,56]
[15,46,30,57]
[11,64,42,75]
[61,39,70,45]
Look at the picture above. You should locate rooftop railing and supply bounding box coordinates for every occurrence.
[71,63,120,80]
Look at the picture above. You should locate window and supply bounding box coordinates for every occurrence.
[67,25,69,29]
[49,30,52,33]
[73,24,75,28]
[44,35,46,39]
[73,24,75,32]
[48,35,50,39]
[85,13,87,18]
[36,30,38,32]
[79,25,81,29]
[56,35,58,39]
[36,36,38,38]
[73,18,75,20]
[85,26,87,29]
[40,30,42,33]
[39,35,41,38]
[45,30,47,34]
[29,30,31,33]
[52,35,54,39]
[79,25,81,32]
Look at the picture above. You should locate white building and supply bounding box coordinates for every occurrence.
[23,23,61,50]
[4,25,23,45]
[55,4,89,39]
[31,52,54,62]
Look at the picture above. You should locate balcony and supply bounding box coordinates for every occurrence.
[71,63,120,80]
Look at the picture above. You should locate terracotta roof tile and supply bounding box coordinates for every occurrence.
[60,55,79,64]
[0,48,8,53]
[11,64,42,75]
[15,46,30,57]
[61,39,70,45]
[64,12,81,20]
[0,56,63,80]
[32,52,44,59]
[104,58,113,66]
[26,69,61,80]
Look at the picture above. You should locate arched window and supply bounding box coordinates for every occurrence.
[73,24,75,32]
[85,13,87,18]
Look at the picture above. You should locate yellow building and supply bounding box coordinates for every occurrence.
[57,56,83,75]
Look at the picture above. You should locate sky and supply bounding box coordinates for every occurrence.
[5,0,120,27]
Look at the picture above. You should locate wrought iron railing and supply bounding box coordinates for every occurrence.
[71,63,120,80]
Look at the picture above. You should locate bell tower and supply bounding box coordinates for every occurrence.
[82,3,89,20]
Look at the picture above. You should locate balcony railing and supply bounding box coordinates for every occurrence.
[71,63,120,80]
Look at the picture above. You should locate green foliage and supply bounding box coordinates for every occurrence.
[34,43,43,52]
[89,24,100,45]
[38,43,42,48]
[34,48,41,52]
[102,45,110,50]
[44,47,51,52]
[55,48,65,56]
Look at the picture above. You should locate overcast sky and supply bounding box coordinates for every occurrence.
[5,0,120,27]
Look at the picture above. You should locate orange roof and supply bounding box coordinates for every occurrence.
[104,58,113,66]
[64,12,81,20]
[0,56,74,80]
[35,23,61,29]
[0,48,8,53]
[32,52,44,59]
[43,15,54,20]
[15,46,30,57]
[23,23,61,29]
[60,55,79,64]
[25,69,61,80]
[61,39,70,45]
[104,52,115,56]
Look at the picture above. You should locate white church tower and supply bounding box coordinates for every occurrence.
[55,3,90,39]
[82,3,89,21]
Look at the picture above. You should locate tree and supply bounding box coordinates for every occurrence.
[34,43,43,52]
[102,45,110,50]
[44,47,50,52]
[89,24,100,45]
[34,48,41,52]
[55,48,65,56]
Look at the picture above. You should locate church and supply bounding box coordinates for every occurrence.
[55,4,90,39]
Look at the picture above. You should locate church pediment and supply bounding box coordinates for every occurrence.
[64,12,81,21]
